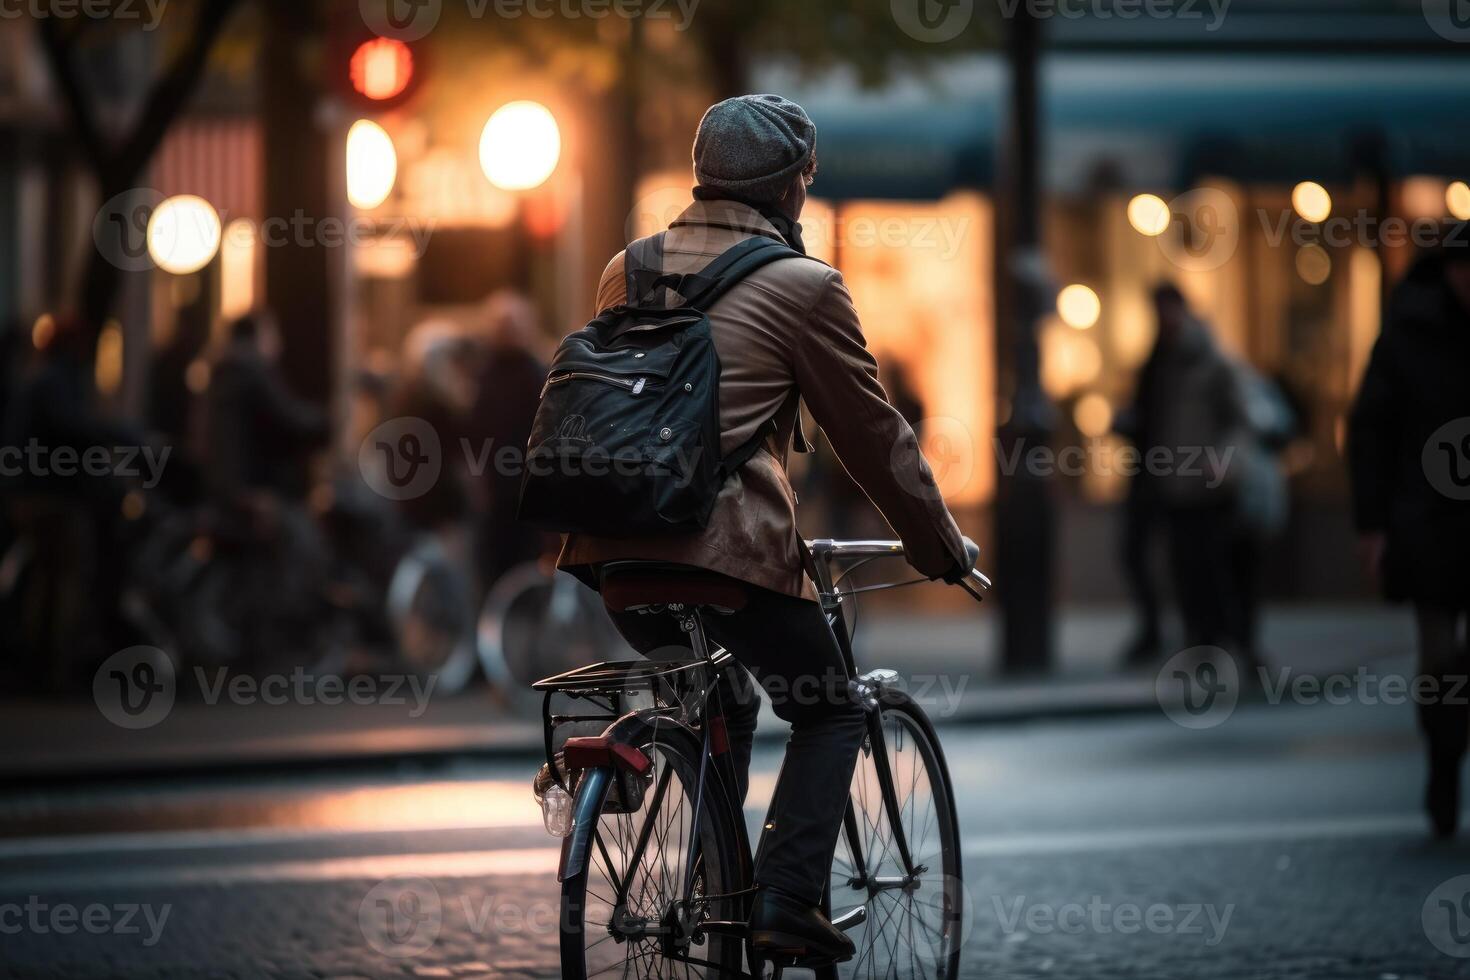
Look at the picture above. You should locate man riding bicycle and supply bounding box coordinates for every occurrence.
[556,94,973,967]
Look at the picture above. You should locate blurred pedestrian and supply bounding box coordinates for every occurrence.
[390,319,478,539]
[200,312,331,667]
[1113,327,1167,666]
[467,291,548,591]
[1348,232,1470,839]
[1138,285,1253,659]
[202,312,327,505]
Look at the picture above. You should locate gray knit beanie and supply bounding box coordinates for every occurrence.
[692,95,816,205]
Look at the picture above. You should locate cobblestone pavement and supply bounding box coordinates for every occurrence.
[2,696,1469,978]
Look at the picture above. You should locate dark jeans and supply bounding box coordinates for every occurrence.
[1166,501,1240,652]
[608,581,867,905]
[1121,487,1161,645]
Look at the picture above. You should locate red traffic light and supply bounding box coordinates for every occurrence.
[349,37,414,103]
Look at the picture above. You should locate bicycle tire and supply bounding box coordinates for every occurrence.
[831,690,964,979]
[560,715,748,979]
[478,564,621,715]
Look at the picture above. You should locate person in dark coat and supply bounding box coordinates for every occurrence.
[467,291,548,591]
[1349,231,1470,839]
[202,312,327,504]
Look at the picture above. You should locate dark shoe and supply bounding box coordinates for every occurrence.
[1428,752,1462,840]
[749,886,855,966]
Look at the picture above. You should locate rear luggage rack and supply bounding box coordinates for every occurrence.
[534,651,733,792]
[533,651,733,694]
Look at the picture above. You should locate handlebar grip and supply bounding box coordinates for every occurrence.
[961,536,980,573]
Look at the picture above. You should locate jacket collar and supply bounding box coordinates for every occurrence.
[669,199,787,244]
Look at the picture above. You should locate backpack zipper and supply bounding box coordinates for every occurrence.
[542,372,657,397]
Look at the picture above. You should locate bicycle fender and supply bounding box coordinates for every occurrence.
[559,767,611,883]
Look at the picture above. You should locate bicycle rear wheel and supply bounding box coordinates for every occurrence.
[560,716,747,979]
[831,692,964,979]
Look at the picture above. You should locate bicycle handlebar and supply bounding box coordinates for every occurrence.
[804,536,993,598]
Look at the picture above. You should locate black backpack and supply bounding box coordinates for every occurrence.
[517,232,802,536]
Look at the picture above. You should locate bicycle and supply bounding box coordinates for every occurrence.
[532,537,990,979]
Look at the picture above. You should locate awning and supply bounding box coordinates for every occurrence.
[777,54,1470,200]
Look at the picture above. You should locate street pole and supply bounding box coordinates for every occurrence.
[994,6,1055,675]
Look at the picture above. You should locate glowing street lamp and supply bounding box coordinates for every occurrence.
[479,101,562,192]
[346,119,398,210]
[1126,193,1170,237]
[147,195,222,274]
[1057,283,1101,330]
[1448,180,1470,221]
[1291,181,1332,223]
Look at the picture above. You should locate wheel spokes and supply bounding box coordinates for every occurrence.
[834,711,957,979]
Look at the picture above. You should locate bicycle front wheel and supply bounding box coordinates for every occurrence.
[560,716,747,980]
[831,692,964,979]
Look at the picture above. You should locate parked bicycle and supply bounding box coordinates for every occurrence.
[477,559,626,716]
[532,537,990,979]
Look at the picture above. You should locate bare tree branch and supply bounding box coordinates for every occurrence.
[35,15,109,171]
[115,0,242,182]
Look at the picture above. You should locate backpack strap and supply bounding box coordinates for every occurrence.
[624,232,670,308]
[721,418,777,478]
[685,236,803,312]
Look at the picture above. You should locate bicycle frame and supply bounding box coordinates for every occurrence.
[805,539,988,913]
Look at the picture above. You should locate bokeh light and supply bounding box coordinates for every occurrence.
[147,194,222,275]
[1291,181,1332,223]
[1057,283,1101,330]
[349,37,414,102]
[1041,321,1103,398]
[1295,243,1332,285]
[346,119,398,210]
[94,319,123,396]
[1126,193,1170,236]
[479,101,562,192]
[1447,180,1470,221]
[1073,392,1114,437]
[1401,175,1447,220]
[30,313,54,350]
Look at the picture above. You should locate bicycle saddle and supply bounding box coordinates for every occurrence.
[598,561,749,613]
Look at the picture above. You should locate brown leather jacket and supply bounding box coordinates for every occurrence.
[558,199,966,600]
